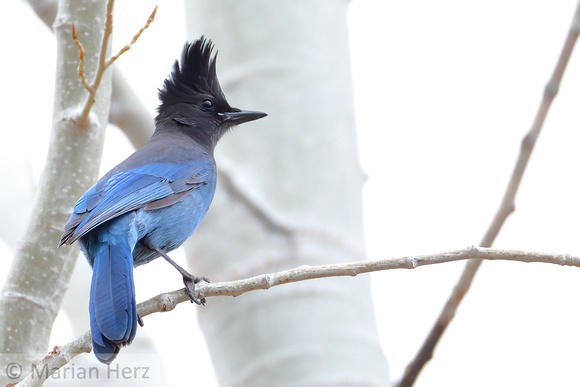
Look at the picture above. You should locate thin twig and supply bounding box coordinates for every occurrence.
[28,0,155,148]
[71,24,93,93]
[105,5,158,67]
[76,1,157,125]
[396,2,580,386]
[13,246,580,386]
[77,0,115,124]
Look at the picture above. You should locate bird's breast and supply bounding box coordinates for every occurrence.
[132,186,215,266]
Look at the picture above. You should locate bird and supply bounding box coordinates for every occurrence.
[59,36,266,364]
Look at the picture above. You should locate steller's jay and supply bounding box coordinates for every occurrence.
[59,37,266,364]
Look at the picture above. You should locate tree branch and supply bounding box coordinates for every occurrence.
[26,0,155,149]
[26,0,57,28]
[13,246,580,386]
[76,0,157,125]
[217,159,366,261]
[109,67,155,148]
[71,24,93,93]
[76,0,114,125]
[105,6,157,67]
[396,2,580,386]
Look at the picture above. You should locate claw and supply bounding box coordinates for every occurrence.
[183,274,209,305]
[155,247,210,304]
[194,276,211,284]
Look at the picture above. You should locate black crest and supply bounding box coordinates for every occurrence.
[157,37,225,114]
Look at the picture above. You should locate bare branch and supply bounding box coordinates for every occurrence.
[14,333,92,387]
[26,0,57,28]
[397,2,580,386]
[217,161,295,238]
[27,0,155,148]
[109,68,154,148]
[71,24,93,94]
[77,0,115,124]
[14,246,580,385]
[106,5,158,67]
[217,159,366,260]
[77,1,156,125]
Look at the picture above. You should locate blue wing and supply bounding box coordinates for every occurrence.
[59,162,213,246]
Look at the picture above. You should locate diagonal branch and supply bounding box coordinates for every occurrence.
[105,5,158,67]
[13,246,580,386]
[396,2,580,386]
[217,159,366,260]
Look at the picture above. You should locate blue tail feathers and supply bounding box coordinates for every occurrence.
[88,238,137,364]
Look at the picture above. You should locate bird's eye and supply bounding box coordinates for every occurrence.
[200,99,214,109]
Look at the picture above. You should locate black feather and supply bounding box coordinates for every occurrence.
[157,36,226,114]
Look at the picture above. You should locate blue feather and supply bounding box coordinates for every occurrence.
[65,162,211,244]
[86,217,137,364]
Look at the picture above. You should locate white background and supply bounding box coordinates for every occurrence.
[1,1,580,386]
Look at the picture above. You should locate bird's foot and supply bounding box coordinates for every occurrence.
[183,274,211,305]
[137,315,145,327]
[154,247,211,305]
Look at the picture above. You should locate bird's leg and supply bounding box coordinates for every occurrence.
[152,247,210,305]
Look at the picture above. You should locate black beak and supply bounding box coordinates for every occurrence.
[219,109,267,125]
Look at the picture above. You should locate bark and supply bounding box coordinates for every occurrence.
[183,1,390,385]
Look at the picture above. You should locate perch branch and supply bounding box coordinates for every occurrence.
[396,2,580,386]
[13,246,580,386]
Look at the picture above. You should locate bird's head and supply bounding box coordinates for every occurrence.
[156,37,266,148]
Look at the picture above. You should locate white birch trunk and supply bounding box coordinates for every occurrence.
[0,0,112,384]
[0,1,154,251]
[184,1,389,385]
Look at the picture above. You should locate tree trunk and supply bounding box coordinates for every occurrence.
[0,0,112,384]
[184,1,390,385]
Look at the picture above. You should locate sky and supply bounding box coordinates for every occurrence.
[2,1,580,386]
